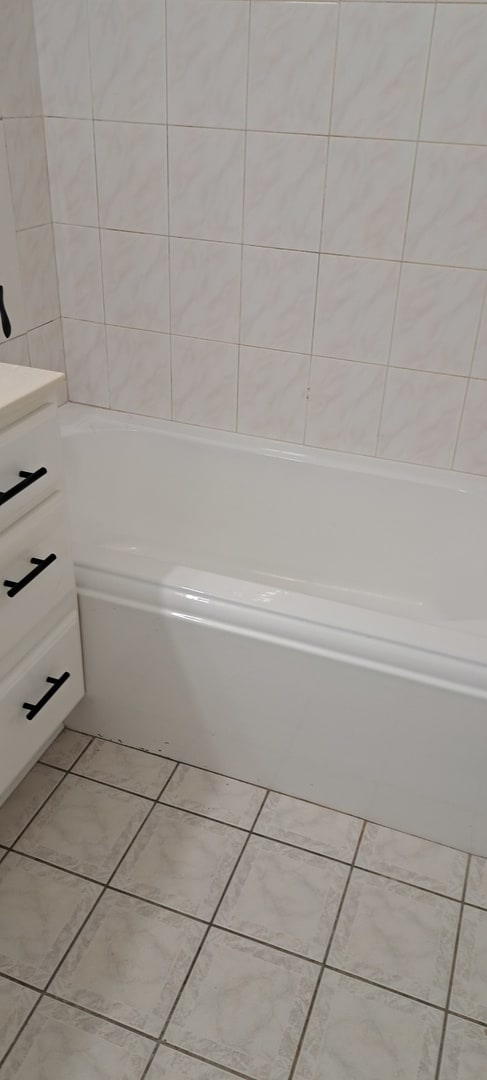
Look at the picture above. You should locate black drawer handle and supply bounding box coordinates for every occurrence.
[0,467,47,506]
[4,553,57,598]
[23,671,70,721]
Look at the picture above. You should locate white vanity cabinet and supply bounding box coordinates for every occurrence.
[0,366,84,801]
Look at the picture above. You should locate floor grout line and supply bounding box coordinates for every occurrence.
[434,854,471,1080]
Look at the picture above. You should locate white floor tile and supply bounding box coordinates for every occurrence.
[73,739,176,798]
[160,765,265,828]
[357,823,467,899]
[329,869,459,1006]
[466,856,487,910]
[112,805,246,920]
[15,775,150,882]
[440,1015,487,1080]
[294,969,443,1080]
[0,997,153,1080]
[51,890,205,1036]
[0,853,101,987]
[0,976,39,1061]
[216,835,349,960]
[0,765,62,847]
[450,906,487,1023]
[166,927,318,1080]
[40,729,92,770]
[147,1046,237,1079]
[255,792,363,861]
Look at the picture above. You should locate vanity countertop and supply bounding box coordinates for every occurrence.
[0,363,65,430]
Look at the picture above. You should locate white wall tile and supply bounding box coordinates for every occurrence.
[322,138,416,260]
[243,133,326,252]
[405,144,487,271]
[54,224,104,322]
[101,230,169,333]
[241,246,318,353]
[62,318,109,406]
[378,368,466,467]
[167,0,249,128]
[472,300,487,380]
[107,325,171,418]
[89,0,166,123]
[34,0,91,118]
[95,122,167,234]
[248,2,337,135]
[4,119,50,230]
[454,379,487,475]
[170,238,241,343]
[169,127,244,244]
[17,225,60,329]
[0,336,30,366]
[45,119,98,226]
[28,318,65,373]
[0,0,42,118]
[390,264,485,375]
[307,356,385,455]
[314,255,400,364]
[172,336,238,431]
[238,346,309,443]
[421,6,487,145]
[332,3,433,139]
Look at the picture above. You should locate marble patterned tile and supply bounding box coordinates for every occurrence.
[294,968,443,1080]
[54,225,104,322]
[329,868,459,1006]
[171,336,238,431]
[247,1,337,135]
[166,927,319,1080]
[51,890,205,1036]
[27,319,66,376]
[15,775,150,883]
[101,230,170,333]
[378,368,466,468]
[41,729,92,771]
[332,3,433,139]
[306,356,386,456]
[95,121,168,234]
[0,852,101,987]
[255,792,363,862]
[33,0,92,118]
[17,226,60,330]
[0,0,42,118]
[450,905,487,1023]
[45,118,98,227]
[439,1015,487,1080]
[0,997,153,1080]
[0,976,39,1061]
[107,326,171,419]
[454,379,487,477]
[466,856,487,910]
[160,764,266,828]
[240,246,318,353]
[322,137,416,260]
[244,132,326,252]
[357,824,468,899]
[112,804,246,920]
[421,6,487,145]
[4,119,51,230]
[170,238,241,343]
[314,255,400,364]
[238,346,309,444]
[405,144,487,270]
[62,318,109,407]
[0,764,63,847]
[169,126,244,244]
[73,738,175,798]
[146,1046,237,1080]
[216,835,349,960]
[167,0,248,128]
[390,264,485,376]
[89,0,166,123]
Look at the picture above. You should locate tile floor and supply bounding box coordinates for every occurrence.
[0,729,486,1079]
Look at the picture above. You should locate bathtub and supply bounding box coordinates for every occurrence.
[61,404,487,856]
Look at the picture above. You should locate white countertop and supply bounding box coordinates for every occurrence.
[0,363,65,430]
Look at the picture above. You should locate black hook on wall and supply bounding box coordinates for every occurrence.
[0,284,12,339]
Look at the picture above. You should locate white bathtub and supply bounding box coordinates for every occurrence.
[61,404,487,855]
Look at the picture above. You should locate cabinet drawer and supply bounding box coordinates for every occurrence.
[0,493,76,662]
[0,611,84,800]
[0,405,61,532]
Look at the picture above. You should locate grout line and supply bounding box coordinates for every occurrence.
[324,964,446,1011]
[4,735,95,852]
[235,1,253,437]
[450,280,487,468]
[159,1043,256,1080]
[434,854,471,1080]
[164,0,174,422]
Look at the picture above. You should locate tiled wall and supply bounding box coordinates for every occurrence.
[0,0,65,377]
[32,0,487,475]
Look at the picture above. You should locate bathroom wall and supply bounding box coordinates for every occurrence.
[32,0,487,474]
[0,0,65,377]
